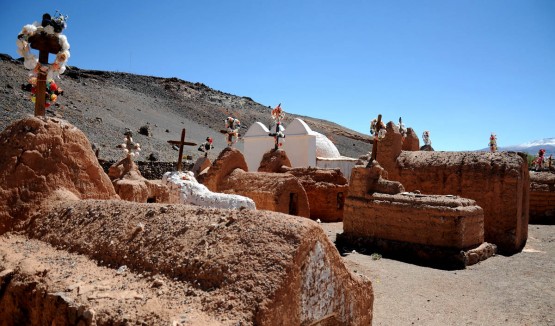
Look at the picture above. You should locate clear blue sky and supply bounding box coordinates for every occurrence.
[1,1,554,151]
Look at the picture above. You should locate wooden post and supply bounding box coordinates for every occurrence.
[371,114,383,162]
[167,128,196,172]
[28,33,62,117]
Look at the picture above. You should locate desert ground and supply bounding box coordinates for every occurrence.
[322,222,554,326]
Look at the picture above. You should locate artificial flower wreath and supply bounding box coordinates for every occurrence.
[16,12,70,78]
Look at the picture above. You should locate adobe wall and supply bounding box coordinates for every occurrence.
[529,171,555,224]
[197,147,249,192]
[281,166,349,222]
[402,127,419,151]
[0,117,118,235]
[257,149,292,173]
[21,199,373,325]
[375,122,529,254]
[220,169,310,218]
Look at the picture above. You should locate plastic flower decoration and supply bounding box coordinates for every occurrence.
[16,11,70,81]
[370,118,387,140]
[269,104,286,149]
[489,133,497,152]
[398,117,407,138]
[225,117,241,146]
[25,78,62,108]
[121,131,141,158]
[422,131,431,146]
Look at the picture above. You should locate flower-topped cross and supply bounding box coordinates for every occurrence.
[119,130,141,159]
[17,12,70,117]
[269,103,286,150]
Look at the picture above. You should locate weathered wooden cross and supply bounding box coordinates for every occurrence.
[28,27,62,117]
[167,128,197,171]
[370,114,384,162]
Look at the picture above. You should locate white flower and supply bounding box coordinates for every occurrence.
[43,25,55,34]
[24,56,38,69]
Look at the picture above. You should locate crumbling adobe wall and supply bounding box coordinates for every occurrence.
[375,122,529,254]
[220,169,310,218]
[0,117,118,234]
[22,200,373,325]
[529,171,555,224]
[402,127,420,151]
[257,149,292,172]
[197,147,249,192]
[281,166,349,222]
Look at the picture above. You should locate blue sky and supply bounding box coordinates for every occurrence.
[1,1,554,151]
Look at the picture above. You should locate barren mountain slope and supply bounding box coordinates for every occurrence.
[0,54,372,162]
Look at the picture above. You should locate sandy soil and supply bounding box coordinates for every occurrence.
[321,223,555,326]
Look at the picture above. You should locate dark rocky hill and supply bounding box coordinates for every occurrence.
[0,54,372,163]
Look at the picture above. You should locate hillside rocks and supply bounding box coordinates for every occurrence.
[0,55,372,162]
[0,117,118,234]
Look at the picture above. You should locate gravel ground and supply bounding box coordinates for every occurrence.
[321,223,555,326]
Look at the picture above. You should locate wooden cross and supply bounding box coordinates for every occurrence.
[167,128,196,171]
[371,114,384,162]
[269,122,284,150]
[28,31,62,117]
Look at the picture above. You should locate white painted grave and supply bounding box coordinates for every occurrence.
[162,171,256,210]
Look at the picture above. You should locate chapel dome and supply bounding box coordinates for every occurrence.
[314,132,341,158]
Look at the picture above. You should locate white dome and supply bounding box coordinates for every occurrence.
[314,132,340,158]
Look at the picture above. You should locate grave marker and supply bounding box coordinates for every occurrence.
[168,128,196,171]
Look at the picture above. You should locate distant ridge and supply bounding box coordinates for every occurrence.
[481,137,555,156]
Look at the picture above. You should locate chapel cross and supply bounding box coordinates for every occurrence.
[370,114,384,162]
[167,128,197,171]
[28,17,62,117]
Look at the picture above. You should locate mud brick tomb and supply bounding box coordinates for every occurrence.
[0,117,373,325]
[373,121,529,254]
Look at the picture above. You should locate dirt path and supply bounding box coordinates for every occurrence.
[320,223,555,326]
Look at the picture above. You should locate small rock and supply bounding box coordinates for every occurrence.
[138,124,152,136]
[116,265,128,275]
[152,279,165,288]
[147,152,159,161]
